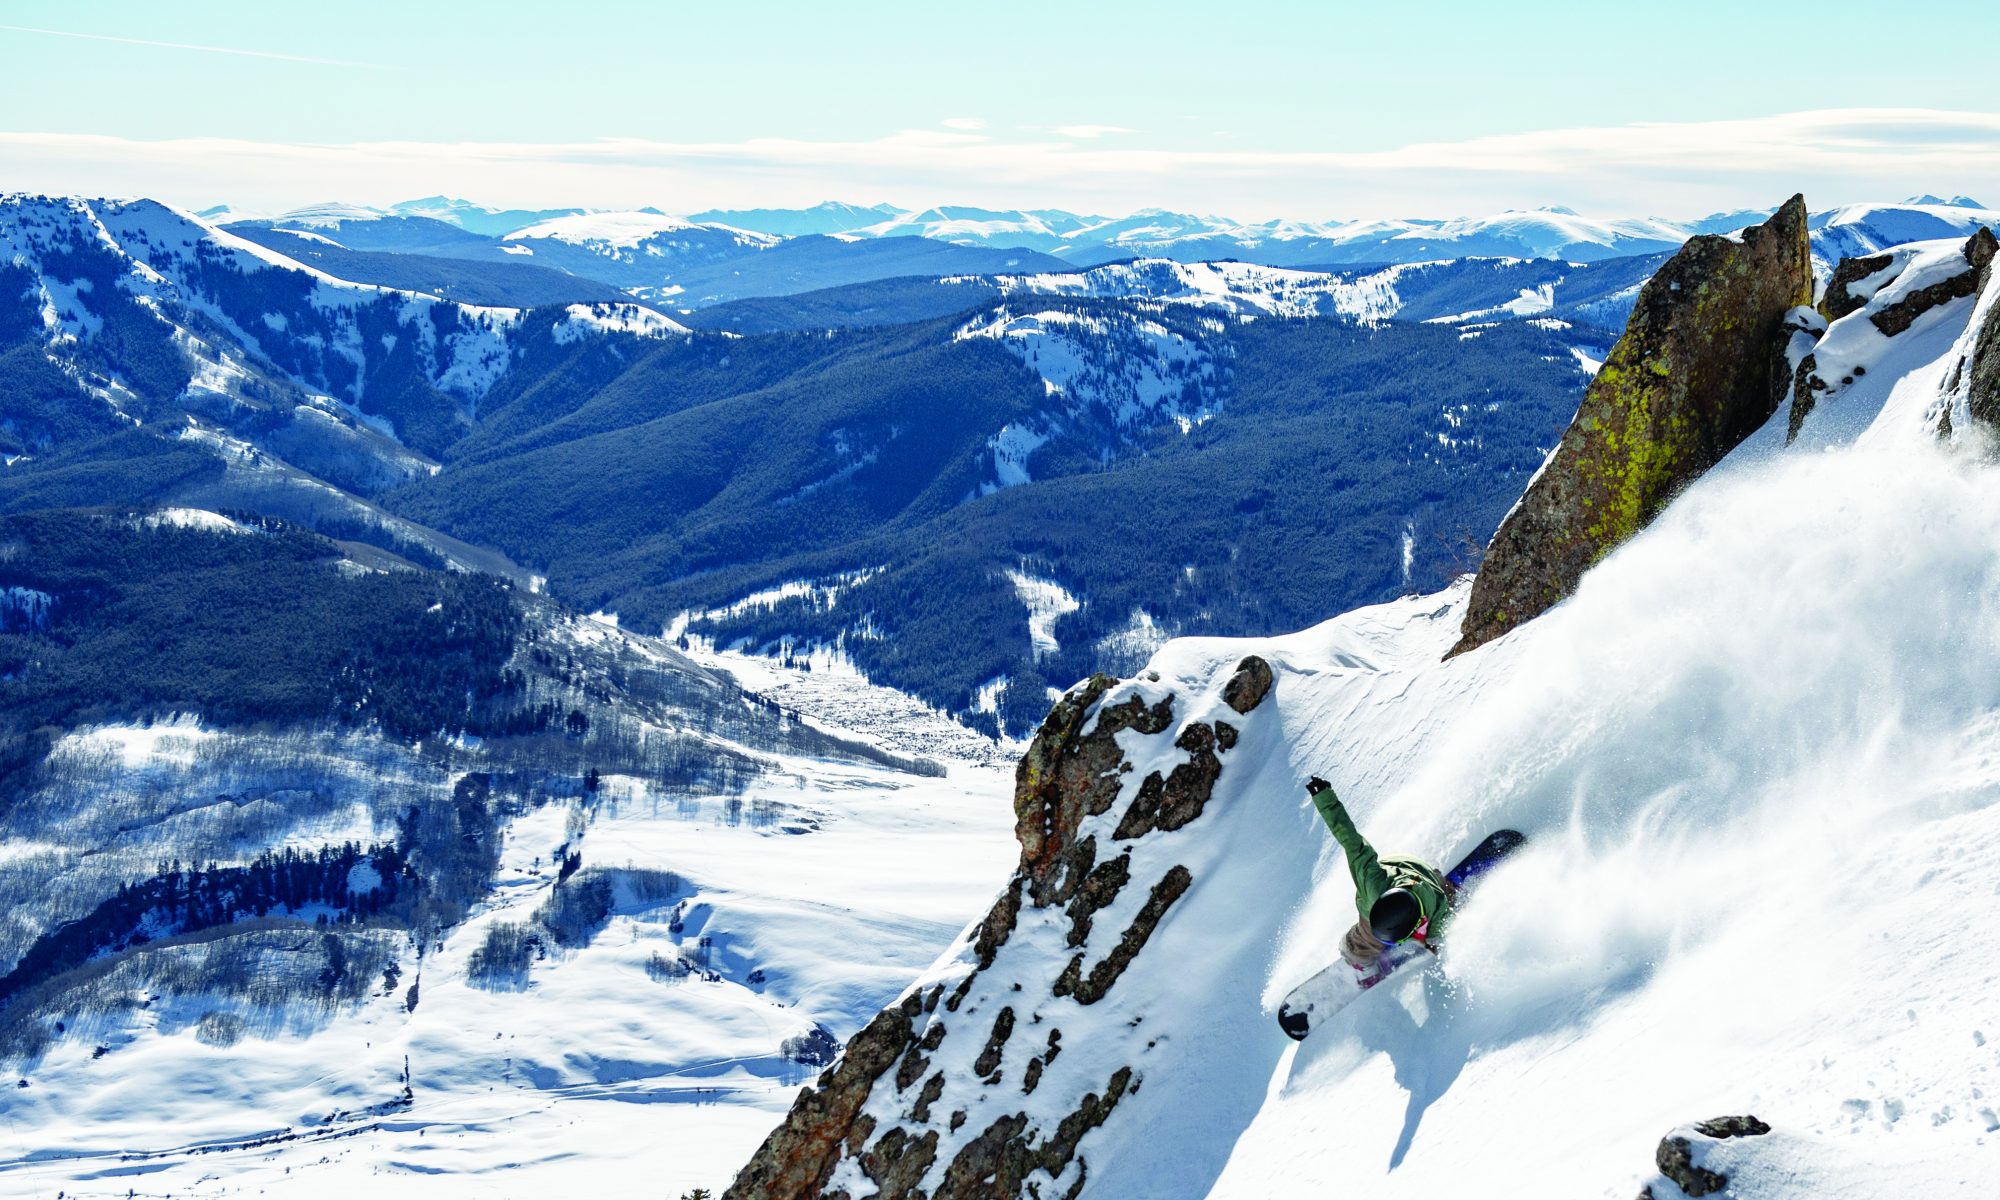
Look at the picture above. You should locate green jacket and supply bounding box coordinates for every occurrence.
[1310,785,1452,942]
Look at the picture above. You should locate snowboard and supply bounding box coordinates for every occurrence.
[1275,829,1527,1041]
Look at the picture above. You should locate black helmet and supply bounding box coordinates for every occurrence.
[1368,888,1423,944]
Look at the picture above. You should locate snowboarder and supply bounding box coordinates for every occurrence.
[1305,776,1452,970]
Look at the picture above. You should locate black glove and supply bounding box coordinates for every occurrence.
[1305,776,1331,798]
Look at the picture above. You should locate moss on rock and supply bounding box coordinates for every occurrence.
[1448,195,1813,658]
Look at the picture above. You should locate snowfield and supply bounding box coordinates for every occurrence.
[0,642,1018,1199]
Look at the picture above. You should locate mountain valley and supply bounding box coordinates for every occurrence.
[1,175,1998,1200]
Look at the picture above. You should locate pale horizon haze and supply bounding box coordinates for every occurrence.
[2,0,1998,220]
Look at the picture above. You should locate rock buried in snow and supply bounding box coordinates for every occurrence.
[1692,1114,1771,1139]
[1793,228,1999,444]
[1822,252,1894,322]
[1221,655,1273,713]
[1637,1114,1772,1199]
[1449,196,1813,659]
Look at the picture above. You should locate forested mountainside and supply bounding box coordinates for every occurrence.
[385,308,1603,732]
[0,194,1609,735]
[20,193,1990,739]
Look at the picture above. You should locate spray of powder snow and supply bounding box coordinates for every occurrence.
[1240,440,2000,1200]
[1400,439,2000,995]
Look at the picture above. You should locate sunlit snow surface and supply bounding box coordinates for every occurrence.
[1183,441,2000,1197]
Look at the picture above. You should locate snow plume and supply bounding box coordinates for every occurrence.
[1208,438,2000,1197]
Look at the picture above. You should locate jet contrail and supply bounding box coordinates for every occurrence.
[0,23,380,68]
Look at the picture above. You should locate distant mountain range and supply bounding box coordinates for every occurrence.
[199,196,2000,313]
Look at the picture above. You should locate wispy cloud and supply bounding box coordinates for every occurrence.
[941,117,987,131]
[0,23,380,68]
[5,109,1997,221]
[1053,125,1134,139]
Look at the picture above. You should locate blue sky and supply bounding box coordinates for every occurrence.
[2,0,1997,218]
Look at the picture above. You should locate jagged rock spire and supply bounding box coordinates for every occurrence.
[1447,195,1813,659]
[724,658,1273,1200]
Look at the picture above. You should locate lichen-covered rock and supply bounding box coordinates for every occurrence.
[1448,196,1813,658]
[726,998,926,1200]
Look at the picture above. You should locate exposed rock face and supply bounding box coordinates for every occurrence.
[1967,284,2000,433]
[1448,196,1813,658]
[1868,226,1995,338]
[1822,252,1893,322]
[1220,655,1272,714]
[725,658,1274,1200]
[1635,1114,1771,1199]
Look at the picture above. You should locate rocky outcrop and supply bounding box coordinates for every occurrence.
[1449,196,1813,658]
[1635,1115,1771,1199]
[1868,226,1995,338]
[724,657,1273,1200]
[1967,282,2000,433]
[1821,252,1893,322]
[1790,228,1998,443]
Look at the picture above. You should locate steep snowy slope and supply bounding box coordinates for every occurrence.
[0,194,686,463]
[724,227,2000,1199]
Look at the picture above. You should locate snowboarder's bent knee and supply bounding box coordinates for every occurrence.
[1303,776,1453,968]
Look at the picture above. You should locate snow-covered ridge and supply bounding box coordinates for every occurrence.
[503,209,776,250]
[956,303,1227,490]
[1809,198,2000,274]
[967,259,1414,322]
[0,194,690,459]
[201,195,1998,274]
[554,300,689,342]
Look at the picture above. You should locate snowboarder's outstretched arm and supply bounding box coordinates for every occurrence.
[1306,779,1392,915]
